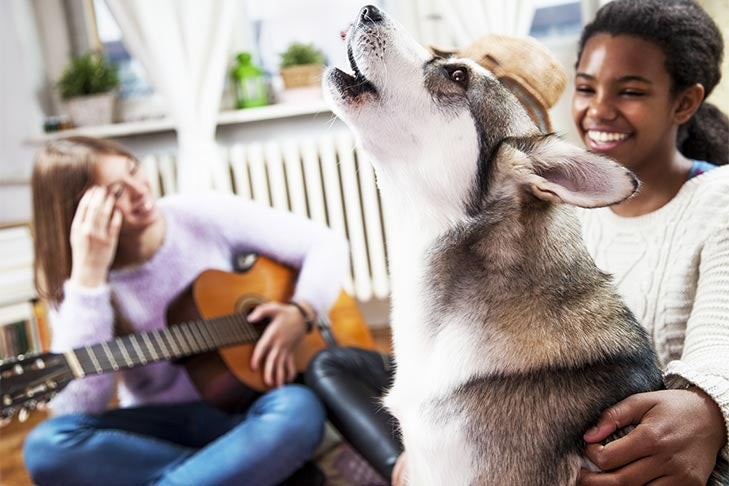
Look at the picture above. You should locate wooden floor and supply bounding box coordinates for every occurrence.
[0,327,392,486]
[0,410,48,486]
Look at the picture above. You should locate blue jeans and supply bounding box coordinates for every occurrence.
[23,384,325,486]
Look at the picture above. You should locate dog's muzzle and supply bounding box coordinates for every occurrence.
[326,5,381,101]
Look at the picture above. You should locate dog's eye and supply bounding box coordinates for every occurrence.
[450,69,467,84]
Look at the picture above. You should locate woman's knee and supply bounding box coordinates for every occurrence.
[23,415,90,482]
[264,384,325,450]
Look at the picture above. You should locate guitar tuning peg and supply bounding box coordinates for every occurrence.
[18,407,29,423]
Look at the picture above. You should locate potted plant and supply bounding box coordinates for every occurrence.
[57,52,120,127]
[279,42,326,89]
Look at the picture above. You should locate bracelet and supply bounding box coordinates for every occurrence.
[289,301,315,333]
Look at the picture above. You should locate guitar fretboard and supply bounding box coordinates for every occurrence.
[70,313,261,377]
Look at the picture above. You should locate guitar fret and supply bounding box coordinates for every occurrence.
[190,322,211,351]
[101,342,119,370]
[235,315,258,342]
[183,323,204,353]
[85,345,103,374]
[117,338,135,367]
[236,315,256,341]
[220,316,243,346]
[196,320,216,349]
[166,328,183,356]
[171,326,189,356]
[141,332,160,361]
[243,317,258,341]
[202,319,225,348]
[129,335,148,364]
[152,330,172,359]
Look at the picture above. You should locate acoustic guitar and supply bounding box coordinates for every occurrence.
[0,255,374,421]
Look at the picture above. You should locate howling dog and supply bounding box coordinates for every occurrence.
[324,5,672,485]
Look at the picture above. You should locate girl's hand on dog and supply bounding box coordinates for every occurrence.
[578,388,726,485]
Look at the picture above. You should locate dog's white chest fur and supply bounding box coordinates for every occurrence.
[383,223,494,486]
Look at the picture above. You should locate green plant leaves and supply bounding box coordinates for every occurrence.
[57,53,120,100]
[280,42,325,68]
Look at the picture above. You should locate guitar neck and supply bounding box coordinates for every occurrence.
[66,313,260,378]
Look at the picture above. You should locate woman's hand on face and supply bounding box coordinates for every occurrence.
[249,302,311,388]
[69,186,123,288]
[579,388,727,486]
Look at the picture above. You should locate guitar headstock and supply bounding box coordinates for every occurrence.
[0,352,73,424]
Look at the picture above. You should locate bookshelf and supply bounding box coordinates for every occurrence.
[0,225,48,359]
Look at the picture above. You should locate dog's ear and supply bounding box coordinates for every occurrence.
[428,45,458,59]
[516,136,639,208]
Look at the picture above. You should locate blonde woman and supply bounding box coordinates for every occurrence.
[24,136,348,485]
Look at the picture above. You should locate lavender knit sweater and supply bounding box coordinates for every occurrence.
[49,193,349,415]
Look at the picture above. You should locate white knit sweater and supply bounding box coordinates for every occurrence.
[578,165,729,458]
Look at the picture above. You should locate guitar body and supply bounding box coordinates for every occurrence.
[167,256,374,411]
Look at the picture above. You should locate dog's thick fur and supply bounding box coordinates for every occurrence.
[323,6,729,486]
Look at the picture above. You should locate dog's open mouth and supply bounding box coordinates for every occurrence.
[329,43,378,99]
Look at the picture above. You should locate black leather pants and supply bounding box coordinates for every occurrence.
[305,346,403,482]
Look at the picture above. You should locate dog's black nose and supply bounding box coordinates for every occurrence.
[359,5,383,23]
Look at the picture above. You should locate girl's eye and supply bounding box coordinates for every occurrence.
[621,90,645,97]
[450,69,467,84]
[575,85,595,94]
[112,184,125,199]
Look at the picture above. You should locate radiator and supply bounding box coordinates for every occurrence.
[140,130,390,303]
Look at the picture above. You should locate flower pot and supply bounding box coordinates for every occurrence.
[64,92,117,127]
[280,64,323,89]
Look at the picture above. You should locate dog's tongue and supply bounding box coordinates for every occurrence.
[340,22,353,41]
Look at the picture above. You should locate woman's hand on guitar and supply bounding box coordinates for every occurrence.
[249,301,313,387]
[69,186,123,288]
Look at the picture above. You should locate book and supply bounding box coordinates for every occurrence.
[0,301,36,359]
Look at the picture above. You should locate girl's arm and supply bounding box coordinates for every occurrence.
[47,282,117,415]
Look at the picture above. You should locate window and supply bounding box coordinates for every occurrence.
[92,0,154,99]
[245,0,386,75]
[530,0,582,39]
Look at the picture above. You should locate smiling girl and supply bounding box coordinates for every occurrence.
[573,1,729,484]
[23,136,347,485]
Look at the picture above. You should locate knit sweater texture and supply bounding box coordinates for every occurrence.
[579,165,729,458]
[49,193,349,415]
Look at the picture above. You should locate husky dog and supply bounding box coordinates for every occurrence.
[323,5,672,486]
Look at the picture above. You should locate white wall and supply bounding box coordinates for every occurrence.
[0,0,48,225]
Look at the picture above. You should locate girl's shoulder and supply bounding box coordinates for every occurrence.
[684,165,729,208]
[678,165,729,230]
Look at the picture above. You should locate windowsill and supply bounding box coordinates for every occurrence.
[25,100,333,145]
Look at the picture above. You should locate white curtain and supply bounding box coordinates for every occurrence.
[433,0,536,47]
[105,0,235,193]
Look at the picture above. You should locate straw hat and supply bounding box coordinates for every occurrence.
[431,35,568,132]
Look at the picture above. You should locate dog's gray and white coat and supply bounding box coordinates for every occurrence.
[325,6,670,485]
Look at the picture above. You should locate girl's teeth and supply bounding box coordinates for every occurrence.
[588,131,628,143]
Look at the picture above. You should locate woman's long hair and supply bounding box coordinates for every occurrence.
[32,136,136,306]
